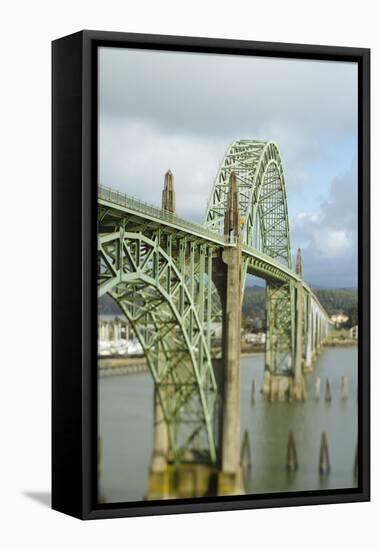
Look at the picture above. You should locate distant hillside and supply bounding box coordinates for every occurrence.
[242,286,266,331]
[312,287,358,327]
[242,286,358,330]
[99,286,358,329]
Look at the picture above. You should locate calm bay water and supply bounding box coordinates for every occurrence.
[99,346,358,503]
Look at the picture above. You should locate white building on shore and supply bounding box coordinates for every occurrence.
[243,332,266,345]
[98,315,143,357]
[350,325,358,340]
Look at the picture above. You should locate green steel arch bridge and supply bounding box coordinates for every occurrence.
[98,139,333,497]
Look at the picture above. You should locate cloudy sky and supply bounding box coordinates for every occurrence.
[98,47,357,288]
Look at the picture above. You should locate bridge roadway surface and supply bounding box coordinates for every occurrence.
[98,184,329,318]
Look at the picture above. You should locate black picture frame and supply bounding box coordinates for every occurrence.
[52,30,370,520]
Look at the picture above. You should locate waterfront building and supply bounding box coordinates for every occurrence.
[350,325,358,340]
[243,332,266,345]
[331,313,349,328]
[98,315,142,356]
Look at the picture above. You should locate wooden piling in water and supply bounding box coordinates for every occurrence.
[325,379,332,402]
[286,431,298,471]
[251,379,256,404]
[240,429,252,470]
[270,377,279,402]
[340,376,349,399]
[319,431,330,475]
[302,376,308,402]
[315,377,321,401]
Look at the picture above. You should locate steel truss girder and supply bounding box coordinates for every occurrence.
[204,140,292,267]
[265,281,295,374]
[98,229,218,463]
[205,140,295,373]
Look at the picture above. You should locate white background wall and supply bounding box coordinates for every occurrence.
[0,1,376,548]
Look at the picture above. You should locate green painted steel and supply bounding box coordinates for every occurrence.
[204,140,291,263]
[97,139,332,464]
[204,140,293,374]
[98,229,218,462]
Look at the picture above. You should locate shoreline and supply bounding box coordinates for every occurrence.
[323,340,357,347]
[99,349,265,369]
[99,340,357,372]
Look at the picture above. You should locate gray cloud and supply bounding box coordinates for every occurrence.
[99,117,228,222]
[100,48,357,139]
[99,47,358,287]
[291,160,357,286]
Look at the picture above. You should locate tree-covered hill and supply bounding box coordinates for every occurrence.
[99,286,358,329]
[242,286,357,330]
[312,287,358,327]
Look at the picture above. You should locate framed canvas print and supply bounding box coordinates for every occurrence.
[52,30,370,519]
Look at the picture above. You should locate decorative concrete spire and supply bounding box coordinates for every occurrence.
[224,172,240,241]
[295,247,303,278]
[162,170,176,213]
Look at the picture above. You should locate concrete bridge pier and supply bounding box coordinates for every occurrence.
[293,279,305,400]
[315,314,321,354]
[217,172,244,496]
[262,318,273,397]
[262,249,306,402]
[304,294,313,371]
[293,249,306,400]
[147,387,171,499]
[217,243,244,495]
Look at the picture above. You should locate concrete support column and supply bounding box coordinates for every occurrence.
[262,285,273,396]
[294,281,304,399]
[305,295,313,370]
[315,313,319,352]
[150,387,169,472]
[218,172,243,495]
[293,248,305,399]
[218,244,243,494]
[147,386,170,499]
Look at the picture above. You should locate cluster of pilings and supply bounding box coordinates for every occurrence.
[286,431,331,475]
[252,375,350,403]
[286,431,357,480]
[261,371,308,402]
[234,430,358,483]
[314,376,349,401]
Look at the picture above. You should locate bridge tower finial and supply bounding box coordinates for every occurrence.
[224,172,239,241]
[296,248,303,278]
[162,170,176,213]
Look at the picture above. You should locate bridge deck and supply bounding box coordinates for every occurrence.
[98,185,330,321]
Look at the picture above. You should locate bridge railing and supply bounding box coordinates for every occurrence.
[98,185,331,325]
[99,185,226,244]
